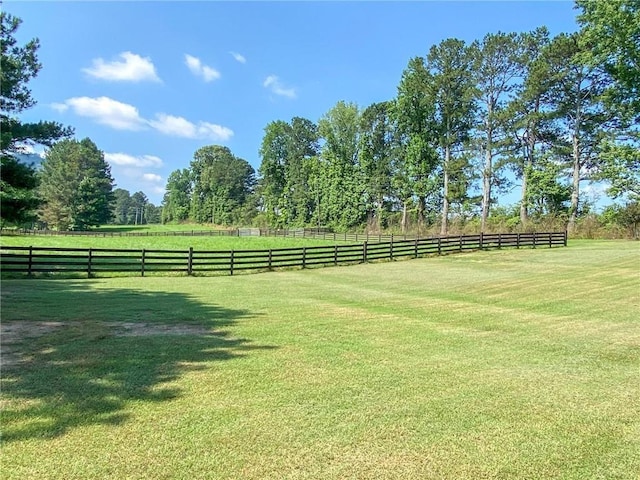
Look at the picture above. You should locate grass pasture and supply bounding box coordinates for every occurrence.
[1,240,639,479]
[0,232,336,251]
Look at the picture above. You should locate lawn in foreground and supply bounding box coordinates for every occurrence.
[1,240,639,479]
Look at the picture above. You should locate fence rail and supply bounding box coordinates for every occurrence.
[0,231,567,278]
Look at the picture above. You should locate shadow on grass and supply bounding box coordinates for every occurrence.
[1,280,273,442]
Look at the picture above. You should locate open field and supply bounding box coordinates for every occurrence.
[0,232,335,251]
[1,240,639,479]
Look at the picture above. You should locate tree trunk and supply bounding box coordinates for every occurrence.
[568,132,581,233]
[520,134,535,226]
[401,201,408,234]
[440,145,450,236]
[417,196,425,228]
[520,99,539,227]
[481,137,492,233]
[519,167,529,226]
[480,96,495,232]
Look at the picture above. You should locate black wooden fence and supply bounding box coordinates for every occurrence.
[0,231,567,278]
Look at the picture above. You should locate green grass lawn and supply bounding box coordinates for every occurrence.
[0,232,335,251]
[1,240,639,479]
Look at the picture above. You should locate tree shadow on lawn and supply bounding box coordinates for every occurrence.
[1,280,273,442]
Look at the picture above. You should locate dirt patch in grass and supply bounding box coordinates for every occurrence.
[1,321,210,368]
[1,321,65,368]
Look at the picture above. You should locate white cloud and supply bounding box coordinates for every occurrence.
[230,51,246,64]
[263,75,296,99]
[105,153,163,168]
[60,96,147,130]
[83,51,161,82]
[51,102,69,113]
[142,173,163,183]
[197,122,234,141]
[149,113,233,141]
[149,113,197,137]
[185,54,220,82]
[52,96,233,141]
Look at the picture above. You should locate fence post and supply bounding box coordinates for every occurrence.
[459,235,463,252]
[548,232,552,248]
[88,248,93,278]
[533,232,537,248]
[438,237,442,255]
[302,247,307,268]
[479,232,484,250]
[363,241,368,263]
[141,249,146,277]
[498,233,502,249]
[230,250,235,275]
[268,249,273,270]
[564,230,568,247]
[414,238,418,258]
[517,233,520,248]
[389,241,393,261]
[188,247,193,275]
[28,246,33,277]
[334,245,338,266]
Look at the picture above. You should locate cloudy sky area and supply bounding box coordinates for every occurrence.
[8,1,579,205]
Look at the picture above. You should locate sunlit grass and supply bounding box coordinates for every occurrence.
[0,233,334,251]
[1,240,639,479]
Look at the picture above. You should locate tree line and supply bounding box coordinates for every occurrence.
[2,2,639,233]
[163,1,639,234]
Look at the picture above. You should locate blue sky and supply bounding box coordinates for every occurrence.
[8,1,580,205]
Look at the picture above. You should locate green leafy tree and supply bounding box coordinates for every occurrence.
[593,140,640,200]
[258,120,290,226]
[576,0,639,120]
[359,101,396,231]
[526,158,571,216]
[505,28,554,225]
[144,203,162,224]
[576,1,639,205]
[287,117,320,226]
[130,191,148,225]
[162,168,192,223]
[0,156,40,226]
[258,117,319,228]
[471,32,523,231]
[426,39,476,234]
[190,145,255,225]
[0,12,72,225]
[394,57,438,233]
[111,188,132,224]
[544,33,613,232]
[317,101,365,230]
[39,138,114,230]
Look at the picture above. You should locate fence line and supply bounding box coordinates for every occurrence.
[1,227,425,243]
[0,232,567,278]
